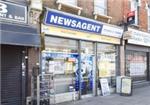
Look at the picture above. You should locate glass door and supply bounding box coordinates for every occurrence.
[80,41,95,97]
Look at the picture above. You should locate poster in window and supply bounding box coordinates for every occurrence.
[48,61,55,73]
[53,61,65,74]
[98,61,111,77]
[65,62,74,74]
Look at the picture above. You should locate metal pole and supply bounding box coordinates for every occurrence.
[93,42,98,96]
[37,75,40,105]
[78,40,82,100]
[147,52,150,81]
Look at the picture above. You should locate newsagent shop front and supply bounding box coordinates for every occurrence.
[41,9,123,104]
[125,28,150,83]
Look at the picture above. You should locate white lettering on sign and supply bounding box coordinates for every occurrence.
[8,14,13,19]
[0,13,6,17]
[0,1,27,23]
[0,3,8,18]
[49,15,101,33]
[101,25,123,38]
[0,3,8,13]
[128,28,150,46]
[14,16,25,21]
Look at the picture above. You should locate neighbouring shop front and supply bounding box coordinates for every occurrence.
[125,28,150,83]
[41,8,123,104]
[0,1,40,105]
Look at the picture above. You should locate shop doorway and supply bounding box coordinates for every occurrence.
[80,41,95,98]
[1,45,26,105]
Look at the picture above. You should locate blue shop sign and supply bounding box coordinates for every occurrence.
[0,1,27,23]
[44,9,103,34]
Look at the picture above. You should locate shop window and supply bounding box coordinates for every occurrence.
[45,37,78,53]
[97,44,116,88]
[94,0,107,15]
[43,36,79,98]
[126,51,147,81]
[130,0,138,25]
[93,0,112,23]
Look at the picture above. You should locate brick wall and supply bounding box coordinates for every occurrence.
[107,0,124,25]
[139,0,148,31]
[43,0,57,9]
[27,48,39,96]
[43,0,149,30]
[78,0,94,18]
[110,0,148,31]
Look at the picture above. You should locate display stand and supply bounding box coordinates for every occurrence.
[100,78,110,96]
[120,77,132,96]
[31,73,55,105]
[38,73,55,105]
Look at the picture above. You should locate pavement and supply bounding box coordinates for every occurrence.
[57,86,150,105]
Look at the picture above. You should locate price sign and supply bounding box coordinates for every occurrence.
[100,78,110,96]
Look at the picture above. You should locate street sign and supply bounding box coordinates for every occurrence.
[127,11,135,25]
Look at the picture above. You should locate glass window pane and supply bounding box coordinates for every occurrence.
[97,44,116,77]
[45,36,78,53]
[81,41,94,54]
[97,43,116,88]
[43,37,79,94]
[94,0,107,15]
[130,0,138,24]
[58,0,77,5]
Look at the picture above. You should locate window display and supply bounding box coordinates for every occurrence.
[41,36,118,100]
[45,36,78,53]
[43,37,79,97]
[97,44,116,88]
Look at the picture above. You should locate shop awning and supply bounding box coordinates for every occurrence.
[0,23,40,47]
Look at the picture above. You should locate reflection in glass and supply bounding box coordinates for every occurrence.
[43,36,79,95]
[80,41,94,95]
[97,43,116,88]
[45,36,78,53]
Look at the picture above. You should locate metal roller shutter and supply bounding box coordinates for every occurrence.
[1,45,22,105]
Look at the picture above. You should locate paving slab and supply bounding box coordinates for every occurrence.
[57,86,150,105]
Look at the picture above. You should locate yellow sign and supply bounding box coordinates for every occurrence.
[42,24,121,44]
[98,61,111,77]
[65,62,74,74]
